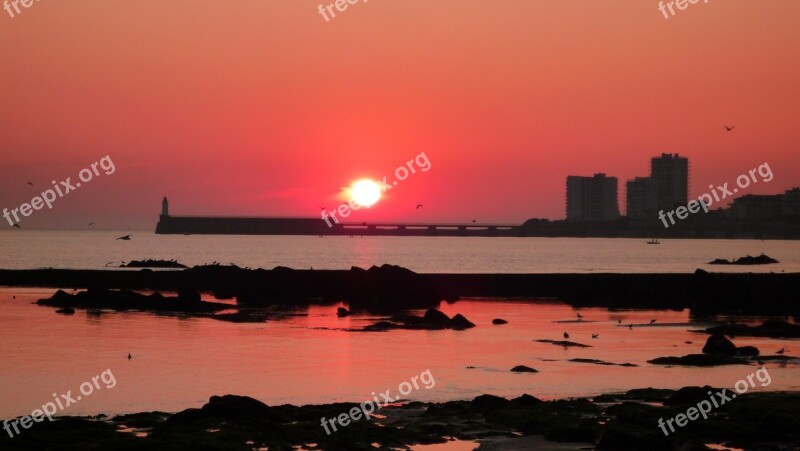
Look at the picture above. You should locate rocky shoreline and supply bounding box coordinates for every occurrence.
[1,389,798,450]
[2,264,800,316]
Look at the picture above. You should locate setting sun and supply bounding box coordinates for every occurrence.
[350,179,382,207]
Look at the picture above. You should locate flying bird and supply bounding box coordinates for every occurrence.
[563,331,569,339]
[116,234,132,240]
[416,204,423,209]
[576,312,583,319]
[89,222,95,226]
[27,182,33,186]
[12,224,20,229]
[592,333,599,339]
[776,348,786,355]
[724,125,735,131]
[472,220,477,223]
[127,353,132,360]
[650,319,657,324]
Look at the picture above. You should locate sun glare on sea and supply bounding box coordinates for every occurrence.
[350,179,382,207]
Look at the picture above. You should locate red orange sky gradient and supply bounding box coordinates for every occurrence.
[1,1,799,229]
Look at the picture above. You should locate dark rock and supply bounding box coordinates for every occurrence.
[362,321,398,331]
[664,385,721,406]
[492,318,508,325]
[534,339,592,348]
[471,394,511,411]
[177,288,201,303]
[648,354,749,366]
[702,334,737,356]
[510,365,538,373]
[423,308,451,325]
[569,358,637,367]
[736,345,760,356]
[347,264,440,312]
[121,259,187,269]
[510,394,543,406]
[708,254,779,265]
[363,310,475,331]
[37,288,230,316]
[449,313,476,330]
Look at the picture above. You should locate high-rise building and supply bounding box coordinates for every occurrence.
[566,173,620,221]
[651,153,689,212]
[625,177,657,219]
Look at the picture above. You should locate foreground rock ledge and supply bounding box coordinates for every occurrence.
[1,389,799,450]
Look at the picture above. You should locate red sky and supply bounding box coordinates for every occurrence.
[1,1,799,229]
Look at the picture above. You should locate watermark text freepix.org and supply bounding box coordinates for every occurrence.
[321,152,431,227]
[3,155,116,227]
[657,366,771,436]
[659,162,772,228]
[658,0,710,20]
[318,0,366,23]
[3,0,41,19]
[3,369,117,438]
[320,369,435,434]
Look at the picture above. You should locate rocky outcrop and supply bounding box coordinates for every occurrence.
[347,265,440,312]
[709,254,779,265]
[363,309,476,331]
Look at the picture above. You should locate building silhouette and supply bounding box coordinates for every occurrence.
[625,153,688,218]
[651,153,689,212]
[566,173,620,221]
[626,177,657,219]
[730,188,800,220]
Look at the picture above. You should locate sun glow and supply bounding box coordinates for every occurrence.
[350,179,382,207]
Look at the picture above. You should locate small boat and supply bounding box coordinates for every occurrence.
[647,239,660,245]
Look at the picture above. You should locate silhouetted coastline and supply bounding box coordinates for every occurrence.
[2,264,799,316]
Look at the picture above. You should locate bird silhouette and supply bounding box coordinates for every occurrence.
[362,221,367,225]
[650,319,657,324]
[104,261,115,267]
[319,207,325,210]
[416,204,423,209]
[116,234,131,240]
[724,125,735,131]
[127,353,132,360]
[27,182,33,186]
[776,348,786,355]
[88,222,95,226]
[629,324,634,330]
[472,219,477,223]
[617,319,622,324]
[563,331,569,339]
[576,312,583,319]
[12,224,20,229]
[592,333,599,339]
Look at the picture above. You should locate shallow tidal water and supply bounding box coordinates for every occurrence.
[1,288,797,419]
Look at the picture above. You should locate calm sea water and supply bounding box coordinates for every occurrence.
[1,289,798,419]
[1,230,799,273]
